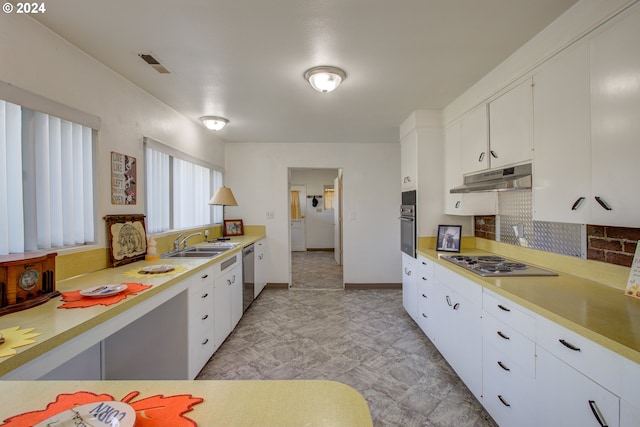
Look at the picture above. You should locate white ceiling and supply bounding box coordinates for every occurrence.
[33,0,578,144]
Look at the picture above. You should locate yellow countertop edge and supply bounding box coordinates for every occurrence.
[0,379,374,426]
[417,247,640,365]
[0,234,266,377]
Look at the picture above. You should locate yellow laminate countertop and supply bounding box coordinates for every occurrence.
[0,235,265,377]
[0,379,373,426]
[417,248,640,364]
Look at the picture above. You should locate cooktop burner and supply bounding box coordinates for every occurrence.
[441,255,557,277]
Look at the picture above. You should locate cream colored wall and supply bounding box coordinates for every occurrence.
[0,14,225,256]
[225,142,401,285]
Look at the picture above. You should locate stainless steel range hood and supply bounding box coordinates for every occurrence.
[450,163,532,193]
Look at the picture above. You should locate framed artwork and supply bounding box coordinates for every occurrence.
[104,214,147,267]
[224,219,244,237]
[436,225,462,253]
[111,151,137,205]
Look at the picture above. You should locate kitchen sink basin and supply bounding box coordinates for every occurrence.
[161,243,238,259]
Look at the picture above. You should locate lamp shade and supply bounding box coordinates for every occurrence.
[200,116,229,131]
[304,66,347,93]
[208,186,238,206]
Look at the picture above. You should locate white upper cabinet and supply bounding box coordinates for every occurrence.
[533,40,591,224]
[400,129,418,191]
[488,78,534,169]
[460,104,489,174]
[589,4,640,227]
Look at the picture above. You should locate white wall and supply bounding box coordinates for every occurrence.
[225,143,401,285]
[0,14,225,247]
[290,169,339,249]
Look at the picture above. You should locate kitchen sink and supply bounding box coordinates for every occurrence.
[161,244,236,259]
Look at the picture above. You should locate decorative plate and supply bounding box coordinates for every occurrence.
[34,401,135,427]
[80,284,128,298]
[139,264,175,274]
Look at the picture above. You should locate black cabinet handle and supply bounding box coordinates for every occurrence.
[497,331,510,340]
[478,152,485,162]
[421,313,427,318]
[455,201,461,208]
[497,304,511,312]
[490,150,498,159]
[201,274,209,279]
[446,295,452,306]
[594,196,612,211]
[588,400,609,427]
[421,293,428,299]
[202,338,209,345]
[498,395,511,407]
[497,361,510,372]
[201,293,208,299]
[453,302,460,310]
[202,314,209,320]
[559,339,581,351]
[571,197,585,211]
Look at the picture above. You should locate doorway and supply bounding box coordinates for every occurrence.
[289,168,343,289]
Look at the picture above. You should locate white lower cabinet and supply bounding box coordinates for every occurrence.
[415,255,434,337]
[254,239,267,297]
[536,346,620,427]
[188,265,216,379]
[214,253,242,348]
[430,264,483,401]
[401,253,418,322]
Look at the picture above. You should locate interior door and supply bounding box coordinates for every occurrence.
[333,176,342,265]
[290,185,306,251]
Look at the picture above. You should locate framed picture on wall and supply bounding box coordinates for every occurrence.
[436,225,462,253]
[224,219,244,237]
[104,214,147,267]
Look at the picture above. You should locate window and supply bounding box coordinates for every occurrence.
[0,99,96,255]
[290,190,301,219]
[323,186,335,210]
[144,138,223,234]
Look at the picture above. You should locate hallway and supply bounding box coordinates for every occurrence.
[291,250,343,289]
[196,289,496,426]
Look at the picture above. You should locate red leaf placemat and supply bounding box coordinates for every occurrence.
[1,390,203,426]
[58,283,152,309]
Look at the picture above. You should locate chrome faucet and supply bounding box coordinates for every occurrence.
[173,232,187,251]
[178,232,202,250]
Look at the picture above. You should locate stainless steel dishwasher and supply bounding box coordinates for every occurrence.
[242,244,255,312]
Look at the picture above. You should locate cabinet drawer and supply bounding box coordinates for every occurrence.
[483,343,536,427]
[483,312,535,377]
[483,290,535,340]
[536,315,620,394]
[417,255,434,279]
[434,264,482,302]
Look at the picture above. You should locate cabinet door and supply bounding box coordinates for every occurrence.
[254,239,267,298]
[401,130,417,190]
[401,253,418,322]
[461,104,489,174]
[214,274,232,347]
[590,4,640,227]
[533,40,591,223]
[229,264,243,329]
[444,122,463,214]
[536,347,620,427]
[488,79,534,169]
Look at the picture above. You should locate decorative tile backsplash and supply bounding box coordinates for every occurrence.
[474,191,639,267]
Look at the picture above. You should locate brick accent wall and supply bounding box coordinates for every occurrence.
[472,217,639,268]
[587,225,639,267]
[474,216,496,241]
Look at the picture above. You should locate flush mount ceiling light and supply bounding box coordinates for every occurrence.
[304,66,347,93]
[200,116,229,131]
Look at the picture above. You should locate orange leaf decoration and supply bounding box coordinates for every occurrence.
[1,391,115,426]
[1,390,204,426]
[58,283,152,309]
[122,391,204,427]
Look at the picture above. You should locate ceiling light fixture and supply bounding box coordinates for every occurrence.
[200,116,229,131]
[304,66,347,93]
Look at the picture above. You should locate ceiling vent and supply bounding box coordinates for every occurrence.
[138,54,170,74]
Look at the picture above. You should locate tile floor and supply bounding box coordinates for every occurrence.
[291,250,343,289]
[197,252,497,427]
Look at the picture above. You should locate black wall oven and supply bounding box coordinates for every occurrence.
[400,190,417,258]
